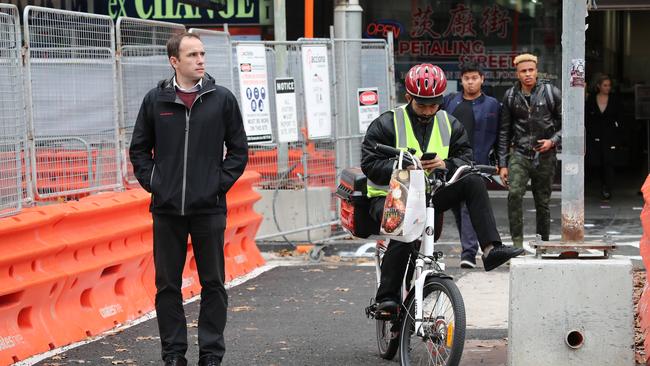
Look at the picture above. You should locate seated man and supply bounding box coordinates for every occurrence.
[361,64,524,315]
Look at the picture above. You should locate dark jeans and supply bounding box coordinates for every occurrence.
[370,174,501,302]
[153,213,228,362]
[451,202,479,260]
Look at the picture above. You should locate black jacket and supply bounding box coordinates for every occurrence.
[361,103,473,186]
[129,74,248,215]
[497,82,562,166]
[585,94,623,150]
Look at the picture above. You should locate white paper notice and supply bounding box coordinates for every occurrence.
[301,45,332,139]
[357,87,380,133]
[274,78,298,143]
[236,44,272,143]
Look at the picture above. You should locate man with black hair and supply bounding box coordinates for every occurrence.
[130,32,248,366]
[443,62,501,268]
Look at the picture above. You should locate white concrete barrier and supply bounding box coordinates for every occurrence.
[508,256,634,366]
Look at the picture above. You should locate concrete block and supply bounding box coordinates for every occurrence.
[508,257,634,366]
[254,187,333,241]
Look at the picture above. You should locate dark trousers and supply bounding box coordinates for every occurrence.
[370,174,501,302]
[451,202,479,260]
[153,213,228,362]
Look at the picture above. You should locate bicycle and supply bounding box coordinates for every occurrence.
[337,143,499,366]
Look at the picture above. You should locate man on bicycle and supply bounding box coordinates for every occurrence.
[361,63,524,315]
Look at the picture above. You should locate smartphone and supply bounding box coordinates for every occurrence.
[421,152,437,161]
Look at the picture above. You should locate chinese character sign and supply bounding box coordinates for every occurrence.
[443,4,476,38]
[480,4,511,38]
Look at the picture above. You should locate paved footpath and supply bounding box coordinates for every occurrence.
[30,256,510,366]
[26,189,645,365]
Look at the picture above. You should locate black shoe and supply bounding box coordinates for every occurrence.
[375,299,399,318]
[198,356,221,366]
[460,257,476,269]
[164,355,187,366]
[482,245,525,272]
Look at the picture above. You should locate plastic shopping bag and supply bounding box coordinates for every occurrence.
[380,153,426,242]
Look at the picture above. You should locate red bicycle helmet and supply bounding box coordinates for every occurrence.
[405,63,447,105]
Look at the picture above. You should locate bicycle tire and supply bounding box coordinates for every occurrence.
[376,318,399,360]
[399,277,466,366]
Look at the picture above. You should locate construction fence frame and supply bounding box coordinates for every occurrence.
[230,38,394,244]
[0,4,25,217]
[116,17,186,186]
[23,6,122,200]
[0,7,397,244]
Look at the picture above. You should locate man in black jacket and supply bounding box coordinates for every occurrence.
[498,53,562,249]
[362,64,523,316]
[129,32,248,366]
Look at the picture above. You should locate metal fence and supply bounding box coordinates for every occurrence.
[0,7,396,245]
[189,28,235,94]
[116,17,185,185]
[23,6,121,199]
[0,4,24,217]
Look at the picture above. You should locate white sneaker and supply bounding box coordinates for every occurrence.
[460,258,476,268]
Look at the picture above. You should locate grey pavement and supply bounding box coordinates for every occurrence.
[28,182,645,366]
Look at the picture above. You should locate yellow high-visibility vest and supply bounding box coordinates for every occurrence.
[367,105,452,198]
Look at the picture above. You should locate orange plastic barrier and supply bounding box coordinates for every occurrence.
[247,147,336,189]
[0,171,264,365]
[636,175,650,361]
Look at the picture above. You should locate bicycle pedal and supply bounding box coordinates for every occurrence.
[365,304,377,319]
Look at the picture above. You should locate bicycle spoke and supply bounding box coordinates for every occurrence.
[402,280,464,366]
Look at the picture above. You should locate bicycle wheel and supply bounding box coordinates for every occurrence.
[399,277,466,366]
[376,317,399,360]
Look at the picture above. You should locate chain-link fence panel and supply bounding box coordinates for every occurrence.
[23,6,121,200]
[333,39,392,172]
[116,17,185,185]
[188,28,234,94]
[230,40,340,243]
[0,4,25,217]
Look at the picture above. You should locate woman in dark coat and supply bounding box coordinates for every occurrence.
[585,73,623,200]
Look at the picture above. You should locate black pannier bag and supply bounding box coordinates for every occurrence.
[336,167,379,238]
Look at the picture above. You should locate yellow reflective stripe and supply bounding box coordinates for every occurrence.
[393,106,408,148]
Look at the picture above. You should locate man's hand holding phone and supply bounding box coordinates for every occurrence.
[534,139,554,153]
[420,152,445,172]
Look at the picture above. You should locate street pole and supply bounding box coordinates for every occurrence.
[274,0,289,174]
[561,0,586,242]
[333,0,363,177]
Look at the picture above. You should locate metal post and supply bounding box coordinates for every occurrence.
[561,0,586,242]
[274,0,289,174]
[333,0,363,175]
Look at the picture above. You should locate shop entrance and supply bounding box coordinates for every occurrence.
[585,8,650,197]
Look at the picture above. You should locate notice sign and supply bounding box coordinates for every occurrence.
[237,44,272,143]
[301,45,332,139]
[274,78,298,143]
[357,87,380,133]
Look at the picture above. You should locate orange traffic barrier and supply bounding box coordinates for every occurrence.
[636,175,650,360]
[0,171,264,365]
[247,147,336,189]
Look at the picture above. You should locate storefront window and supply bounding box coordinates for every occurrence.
[361,0,562,101]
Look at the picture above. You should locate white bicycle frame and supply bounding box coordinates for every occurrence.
[372,150,473,336]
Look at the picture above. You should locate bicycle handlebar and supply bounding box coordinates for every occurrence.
[374,143,415,156]
[374,143,498,187]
